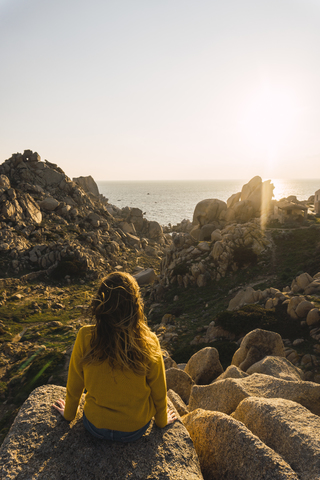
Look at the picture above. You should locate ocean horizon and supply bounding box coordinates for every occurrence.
[97,179,320,227]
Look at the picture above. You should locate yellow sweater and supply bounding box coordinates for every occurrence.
[64,325,167,431]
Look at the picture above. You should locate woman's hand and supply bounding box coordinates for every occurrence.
[52,398,65,418]
[167,408,178,425]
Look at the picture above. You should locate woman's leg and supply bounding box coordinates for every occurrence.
[83,412,151,442]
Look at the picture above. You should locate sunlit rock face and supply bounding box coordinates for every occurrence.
[192,198,227,227]
[73,175,100,197]
[225,176,275,224]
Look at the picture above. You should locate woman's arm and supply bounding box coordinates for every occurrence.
[53,328,86,421]
[147,335,176,428]
[147,354,168,427]
[148,355,178,426]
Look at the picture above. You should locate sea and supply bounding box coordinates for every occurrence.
[97,179,320,227]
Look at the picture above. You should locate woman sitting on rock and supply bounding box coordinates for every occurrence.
[53,271,176,442]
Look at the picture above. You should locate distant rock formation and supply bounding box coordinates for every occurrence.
[73,175,100,197]
[153,176,277,295]
[156,221,271,294]
[191,176,275,229]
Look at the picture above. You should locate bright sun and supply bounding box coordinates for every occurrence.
[240,84,299,160]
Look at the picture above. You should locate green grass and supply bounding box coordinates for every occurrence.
[11,351,66,404]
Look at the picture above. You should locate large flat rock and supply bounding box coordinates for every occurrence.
[0,385,203,480]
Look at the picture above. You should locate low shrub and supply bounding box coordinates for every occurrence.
[172,261,189,277]
[214,303,307,339]
[232,245,257,268]
[51,256,87,280]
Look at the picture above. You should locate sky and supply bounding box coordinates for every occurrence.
[1,0,320,181]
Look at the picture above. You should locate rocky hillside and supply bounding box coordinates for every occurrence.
[0,149,168,282]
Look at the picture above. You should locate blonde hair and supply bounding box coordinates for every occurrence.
[82,271,159,375]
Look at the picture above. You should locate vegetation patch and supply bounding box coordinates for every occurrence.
[232,245,258,268]
[51,256,88,280]
[8,351,65,405]
[214,303,307,340]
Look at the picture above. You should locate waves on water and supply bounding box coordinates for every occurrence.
[97,179,320,227]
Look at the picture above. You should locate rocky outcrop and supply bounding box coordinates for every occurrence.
[213,365,249,382]
[224,176,274,224]
[167,389,189,417]
[119,207,165,244]
[160,342,320,479]
[0,385,203,480]
[152,176,276,293]
[0,151,169,280]
[0,174,42,225]
[228,271,320,317]
[156,221,271,293]
[246,356,304,381]
[133,267,158,285]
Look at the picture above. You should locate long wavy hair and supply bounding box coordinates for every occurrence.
[82,272,159,375]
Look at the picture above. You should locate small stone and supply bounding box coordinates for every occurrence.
[11,294,23,301]
[51,303,65,310]
[306,308,320,326]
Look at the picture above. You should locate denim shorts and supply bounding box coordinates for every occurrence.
[83,412,151,442]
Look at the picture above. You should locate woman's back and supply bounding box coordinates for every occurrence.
[53,271,176,441]
[64,324,167,431]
